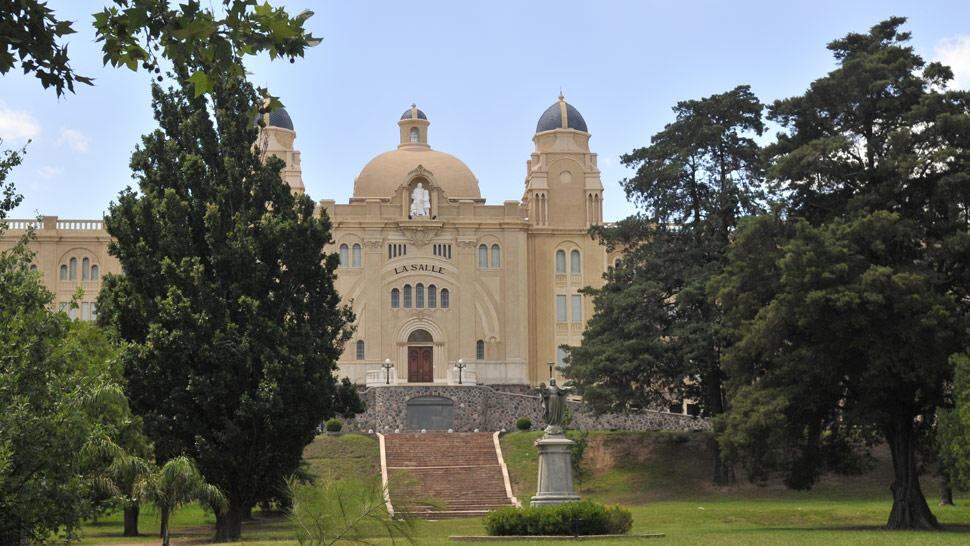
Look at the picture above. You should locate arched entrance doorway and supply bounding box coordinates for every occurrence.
[407,329,434,383]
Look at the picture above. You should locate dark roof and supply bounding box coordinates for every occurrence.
[536,100,588,133]
[267,107,294,130]
[401,107,428,120]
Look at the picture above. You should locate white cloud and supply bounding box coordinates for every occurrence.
[0,105,41,141]
[38,166,64,178]
[934,35,970,89]
[58,128,90,153]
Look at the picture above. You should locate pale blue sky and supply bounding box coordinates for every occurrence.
[2,1,969,221]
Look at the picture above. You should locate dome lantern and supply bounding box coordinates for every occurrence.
[399,103,430,148]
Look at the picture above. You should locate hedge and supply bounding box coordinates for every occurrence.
[484,500,633,536]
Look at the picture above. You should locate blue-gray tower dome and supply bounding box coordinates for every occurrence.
[267,107,294,130]
[400,106,428,120]
[536,95,588,133]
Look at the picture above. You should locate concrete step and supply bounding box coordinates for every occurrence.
[382,431,515,520]
[396,509,493,520]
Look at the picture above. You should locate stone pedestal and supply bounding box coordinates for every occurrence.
[530,432,580,506]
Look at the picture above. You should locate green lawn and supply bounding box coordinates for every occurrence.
[77,431,970,545]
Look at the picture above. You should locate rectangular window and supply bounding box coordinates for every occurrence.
[571,294,582,322]
[556,346,568,367]
[433,243,452,259]
[556,295,567,322]
[388,243,407,259]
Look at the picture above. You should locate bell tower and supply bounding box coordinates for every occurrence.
[523,94,603,228]
[525,95,606,385]
[257,106,305,195]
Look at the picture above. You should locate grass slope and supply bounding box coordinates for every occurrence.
[77,431,970,545]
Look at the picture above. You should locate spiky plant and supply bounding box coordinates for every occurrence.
[136,456,227,546]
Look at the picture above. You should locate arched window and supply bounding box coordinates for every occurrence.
[555,250,566,273]
[415,283,425,308]
[440,288,450,308]
[356,340,365,360]
[409,126,419,143]
[476,340,485,361]
[82,257,91,280]
[427,284,437,308]
[69,257,78,281]
[403,284,412,308]
[391,288,400,308]
[91,265,99,280]
[352,244,362,267]
[571,250,581,274]
[408,329,433,343]
[60,264,67,280]
[339,244,349,267]
[478,244,488,268]
[29,264,37,272]
[491,244,500,268]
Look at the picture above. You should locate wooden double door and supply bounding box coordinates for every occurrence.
[407,346,433,383]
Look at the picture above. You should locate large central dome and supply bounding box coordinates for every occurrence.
[353,106,481,200]
[354,149,481,199]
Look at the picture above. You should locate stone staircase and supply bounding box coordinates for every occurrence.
[381,432,518,519]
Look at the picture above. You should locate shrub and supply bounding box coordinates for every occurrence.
[515,417,532,431]
[325,418,343,433]
[484,501,632,536]
[288,474,413,545]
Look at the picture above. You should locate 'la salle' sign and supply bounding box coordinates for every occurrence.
[392,263,446,275]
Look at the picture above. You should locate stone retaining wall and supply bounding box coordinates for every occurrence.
[343,385,709,433]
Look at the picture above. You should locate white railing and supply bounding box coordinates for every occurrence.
[1,220,41,230]
[447,366,477,386]
[365,367,398,387]
[56,219,104,231]
[464,360,529,385]
[2,218,105,231]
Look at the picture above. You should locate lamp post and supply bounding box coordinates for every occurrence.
[548,361,555,381]
[382,358,394,385]
[455,358,467,385]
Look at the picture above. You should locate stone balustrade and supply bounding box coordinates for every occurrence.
[2,216,104,231]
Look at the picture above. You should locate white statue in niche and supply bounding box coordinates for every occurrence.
[410,182,431,217]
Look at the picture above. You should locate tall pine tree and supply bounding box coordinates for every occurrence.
[714,18,970,529]
[97,78,353,540]
[566,85,766,484]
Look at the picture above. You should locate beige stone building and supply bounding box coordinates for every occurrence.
[1,97,620,387]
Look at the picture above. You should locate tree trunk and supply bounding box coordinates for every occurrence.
[214,501,246,542]
[706,365,734,485]
[711,439,735,485]
[885,421,939,529]
[939,474,954,506]
[160,508,170,546]
[123,503,140,537]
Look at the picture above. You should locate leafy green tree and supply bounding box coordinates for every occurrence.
[1,0,317,99]
[0,0,93,95]
[938,352,970,493]
[566,85,765,483]
[68,323,154,538]
[136,456,227,546]
[715,18,970,529]
[93,0,320,100]
[97,77,353,540]
[0,147,91,543]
